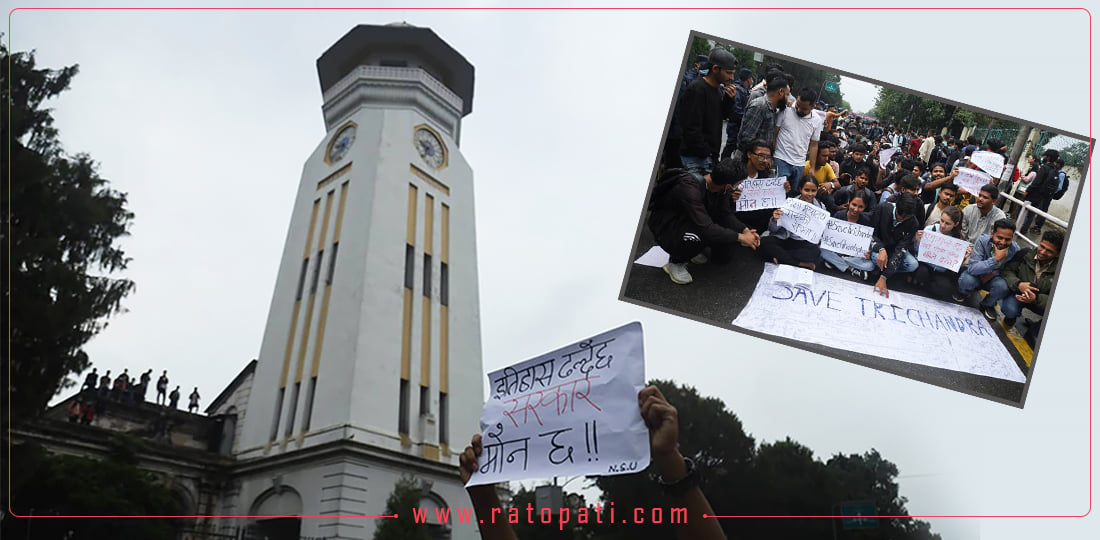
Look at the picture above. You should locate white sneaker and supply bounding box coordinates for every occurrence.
[690,253,709,265]
[663,262,693,284]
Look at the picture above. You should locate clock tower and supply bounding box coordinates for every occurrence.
[230,23,482,540]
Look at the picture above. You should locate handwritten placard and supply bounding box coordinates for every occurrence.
[466,322,649,487]
[878,147,900,167]
[954,167,991,195]
[917,230,970,273]
[970,150,1005,177]
[820,218,874,257]
[736,176,788,211]
[777,198,830,243]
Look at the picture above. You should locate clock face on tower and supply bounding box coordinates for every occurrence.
[414,126,447,169]
[327,124,357,163]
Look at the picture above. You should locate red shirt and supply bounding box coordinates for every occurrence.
[908,138,922,157]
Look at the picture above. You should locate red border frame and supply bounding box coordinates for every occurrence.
[5,5,1092,522]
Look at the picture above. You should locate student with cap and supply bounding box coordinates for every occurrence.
[679,48,738,174]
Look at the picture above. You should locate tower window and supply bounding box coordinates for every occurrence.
[296,258,309,300]
[326,243,339,286]
[310,250,324,293]
[399,379,410,434]
[439,392,449,445]
[419,386,430,417]
[423,254,432,298]
[440,263,448,306]
[404,244,415,290]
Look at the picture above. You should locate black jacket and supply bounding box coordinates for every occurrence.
[867,202,919,279]
[648,169,747,244]
[679,77,733,159]
[1028,162,1059,197]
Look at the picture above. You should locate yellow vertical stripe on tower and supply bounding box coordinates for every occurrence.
[402,184,418,381]
[311,181,349,378]
[295,191,334,384]
[407,184,418,246]
[424,194,434,256]
[421,195,434,387]
[280,199,321,388]
[441,204,449,264]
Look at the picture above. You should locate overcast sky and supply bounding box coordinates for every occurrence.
[14,3,1095,540]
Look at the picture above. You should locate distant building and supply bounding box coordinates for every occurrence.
[13,23,483,540]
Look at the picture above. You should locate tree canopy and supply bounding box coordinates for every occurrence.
[586,380,941,540]
[373,475,433,540]
[4,39,136,418]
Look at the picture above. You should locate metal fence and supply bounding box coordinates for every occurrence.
[997,192,1069,249]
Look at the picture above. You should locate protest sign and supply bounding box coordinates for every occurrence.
[878,147,900,167]
[736,176,788,211]
[917,230,970,273]
[466,322,650,487]
[970,150,1005,177]
[733,264,1024,383]
[777,198,830,243]
[820,218,874,258]
[953,167,991,195]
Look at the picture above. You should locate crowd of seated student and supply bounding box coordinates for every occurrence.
[647,127,1063,348]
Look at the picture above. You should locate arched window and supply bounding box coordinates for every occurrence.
[249,486,303,540]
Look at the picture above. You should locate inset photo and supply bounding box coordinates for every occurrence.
[620,30,1091,407]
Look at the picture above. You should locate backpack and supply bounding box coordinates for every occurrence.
[648,168,702,210]
[1053,170,1069,200]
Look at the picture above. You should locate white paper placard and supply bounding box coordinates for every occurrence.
[970,150,1005,177]
[878,147,900,167]
[953,167,992,195]
[777,198,830,243]
[917,230,970,273]
[467,322,650,486]
[736,176,788,211]
[820,218,874,257]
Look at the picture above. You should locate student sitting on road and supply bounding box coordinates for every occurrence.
[647,158,762,285]
[912,206,972,299]
[820,191,876,281]
[953,219,1021,320]
[758,176,827,270]
[1000,229,1063,344]
[867,193,923,298]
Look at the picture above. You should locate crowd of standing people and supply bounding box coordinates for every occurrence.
[648,47,1068,349]
[69,366,204,424]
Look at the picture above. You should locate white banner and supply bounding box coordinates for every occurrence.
[970,150,1005,177]
[820,218,874,257]
[953,167,991,195]
[467,322,650,487]
[917,231,970,273]
[733,264,1025,383]
[736,176,788,212]
[777,198,830,243]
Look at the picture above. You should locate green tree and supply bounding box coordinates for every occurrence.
[373,475,432,540]
[1056,140,1090,168]
[4,442,186,540]
[688,36,712,69]
[4,39,136,418]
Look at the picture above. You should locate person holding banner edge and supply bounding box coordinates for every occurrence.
[458,386,727,540]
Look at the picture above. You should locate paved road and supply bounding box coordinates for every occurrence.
[621,223,1033,405]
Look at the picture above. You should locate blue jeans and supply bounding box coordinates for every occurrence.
[820,249,877,272]
[898,251,919,274]
[775,158,804,184]
[958,273,1012,308]
[680,155,713,175]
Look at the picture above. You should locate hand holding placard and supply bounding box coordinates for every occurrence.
[466,322,649,487]
[953,167,991,195]
[917,230,970,272]
[970,150,1005,177]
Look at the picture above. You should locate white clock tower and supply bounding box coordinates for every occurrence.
[230,23,483,540]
